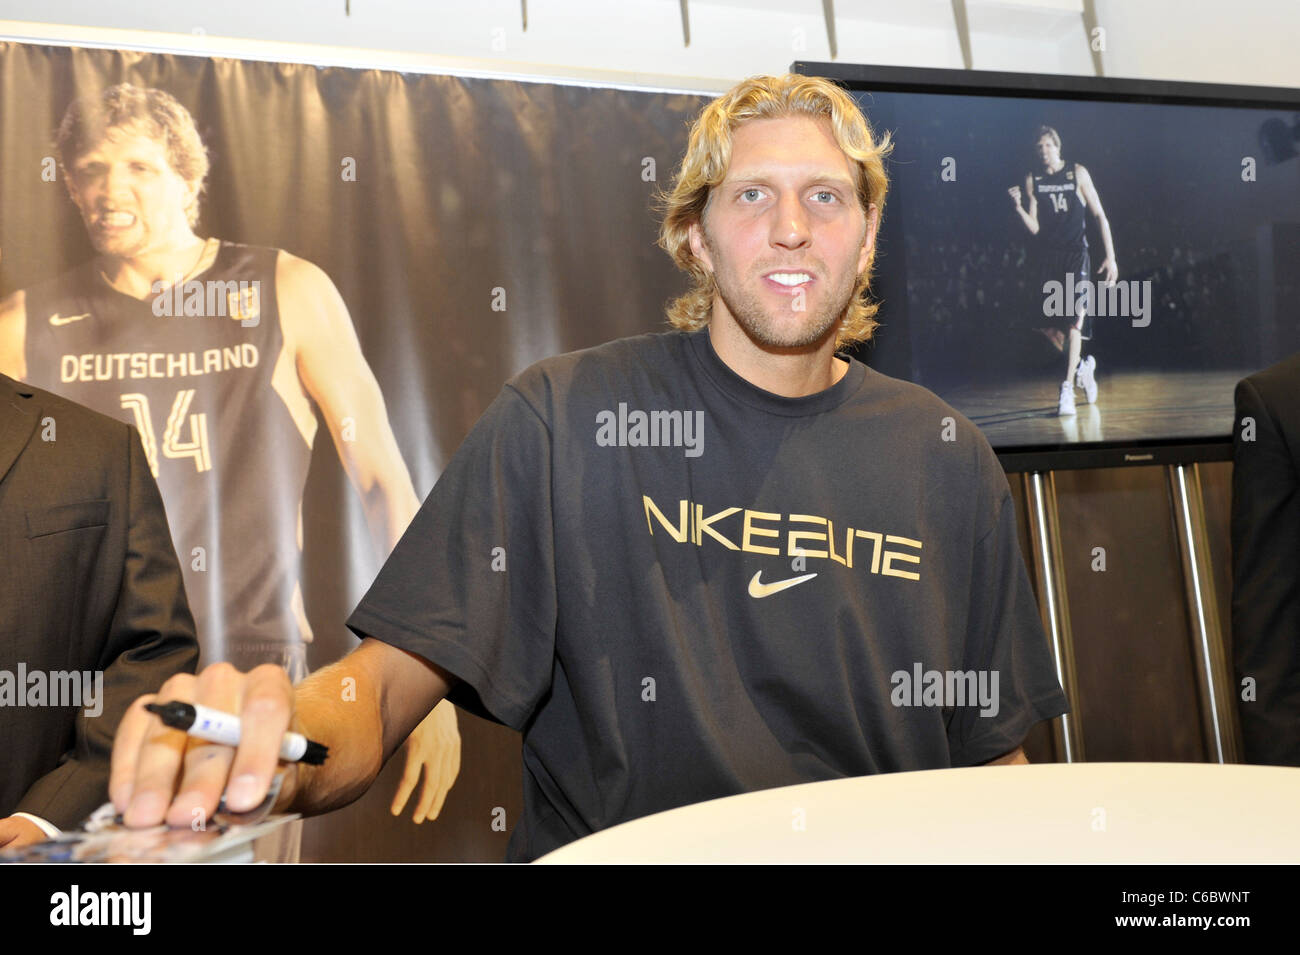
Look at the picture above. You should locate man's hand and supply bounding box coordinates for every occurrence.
[390,700,462,823]
[984,745,1029,766]
[110,663,298,828]
[1096,257,1118,286]
[0,815,46,850]
[1007,185,1021,206]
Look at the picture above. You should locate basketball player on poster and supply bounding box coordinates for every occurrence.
[0,84,459,830]
[1008,125,1118,416]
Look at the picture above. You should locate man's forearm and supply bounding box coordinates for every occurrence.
[1098,216,1116,264]
[284,653,388,816]
[361,474,419,556]
[282,639,450,815]
[337,432,419,557]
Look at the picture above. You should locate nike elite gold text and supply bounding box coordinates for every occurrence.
[643,494,922,581]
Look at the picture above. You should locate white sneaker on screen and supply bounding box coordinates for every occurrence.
[1058,380,1077,417]
[1076,355,1098,404]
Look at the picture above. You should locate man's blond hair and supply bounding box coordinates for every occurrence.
[1036,125,1062,151]
[658,73,892,349]
[56,83,210,228]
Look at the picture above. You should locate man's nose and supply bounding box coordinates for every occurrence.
[101,164,131,202]
[770,192,811,250]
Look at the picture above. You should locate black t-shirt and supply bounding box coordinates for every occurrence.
[347,329,1070,861]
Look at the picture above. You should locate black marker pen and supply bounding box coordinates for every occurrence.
[145,701,328,765]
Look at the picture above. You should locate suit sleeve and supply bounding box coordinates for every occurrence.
[1231,377,1300,765]
[14,427,199,828]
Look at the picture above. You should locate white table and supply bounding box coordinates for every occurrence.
[536,762,1300,863]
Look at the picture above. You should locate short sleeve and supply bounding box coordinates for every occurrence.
[947,474,1071,766]
[346,385,557,730]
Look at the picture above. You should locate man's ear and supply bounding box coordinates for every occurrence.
[688,220,713,274]
[857,203,880,275]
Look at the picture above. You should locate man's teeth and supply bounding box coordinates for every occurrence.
[768,272,811,286]
[99,212,135,227]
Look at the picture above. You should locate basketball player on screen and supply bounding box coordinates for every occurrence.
[1008,126,1117,416]
[0,84,459,828]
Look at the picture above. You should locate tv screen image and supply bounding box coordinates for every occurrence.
[799,63,1300,470]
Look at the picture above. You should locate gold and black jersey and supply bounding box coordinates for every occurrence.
[24,242,313,668]
[1032,162,1088,251]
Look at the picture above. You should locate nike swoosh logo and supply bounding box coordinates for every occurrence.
[49,313,90,326]
[748,570,818,598]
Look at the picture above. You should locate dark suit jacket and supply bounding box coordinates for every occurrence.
[0,372,198,828]
[1232,351,1300,765]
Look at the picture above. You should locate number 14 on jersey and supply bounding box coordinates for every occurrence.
[120,390,213,476]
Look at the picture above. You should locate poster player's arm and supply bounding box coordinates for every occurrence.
[277,251,460,823]
[1075,165,1118,283]
[0,290,27,380]
[1010,173,1038,234]
[278,252,420,549]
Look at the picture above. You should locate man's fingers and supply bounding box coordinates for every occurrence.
[430,745,460,820]
[224,664,293,812]
[113,663,303,828]
[110,693,159,814]
[0,816,45,849]
[418,737,461,823]
[123,672,195,827]
[414,767,441,824]
[164,664,243,827]
[390,748,420,816]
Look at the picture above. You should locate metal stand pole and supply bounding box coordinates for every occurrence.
[1167,463,1243,763]
[1022,471,1085,762]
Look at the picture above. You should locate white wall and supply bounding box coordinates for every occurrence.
[0,0,1295,90]
[1094,0,1300,88]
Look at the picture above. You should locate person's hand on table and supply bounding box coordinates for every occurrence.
[110,662,298,828]
[0,815,45,849]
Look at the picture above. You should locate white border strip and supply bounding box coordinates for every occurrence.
[0,19,730,95]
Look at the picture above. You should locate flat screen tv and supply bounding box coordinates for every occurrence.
[796,61,1300,471]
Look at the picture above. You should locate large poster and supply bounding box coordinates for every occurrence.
[0,40,708,861]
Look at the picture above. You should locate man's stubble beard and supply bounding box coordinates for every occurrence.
[80,208,153,260]
[713,274,851,350]
[703,230,861,351]
[90,231,149,259]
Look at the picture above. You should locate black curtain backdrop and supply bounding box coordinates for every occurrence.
[0,39,708,861]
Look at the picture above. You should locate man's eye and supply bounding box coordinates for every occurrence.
[740,188,762,201]
[812,190,837,203]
